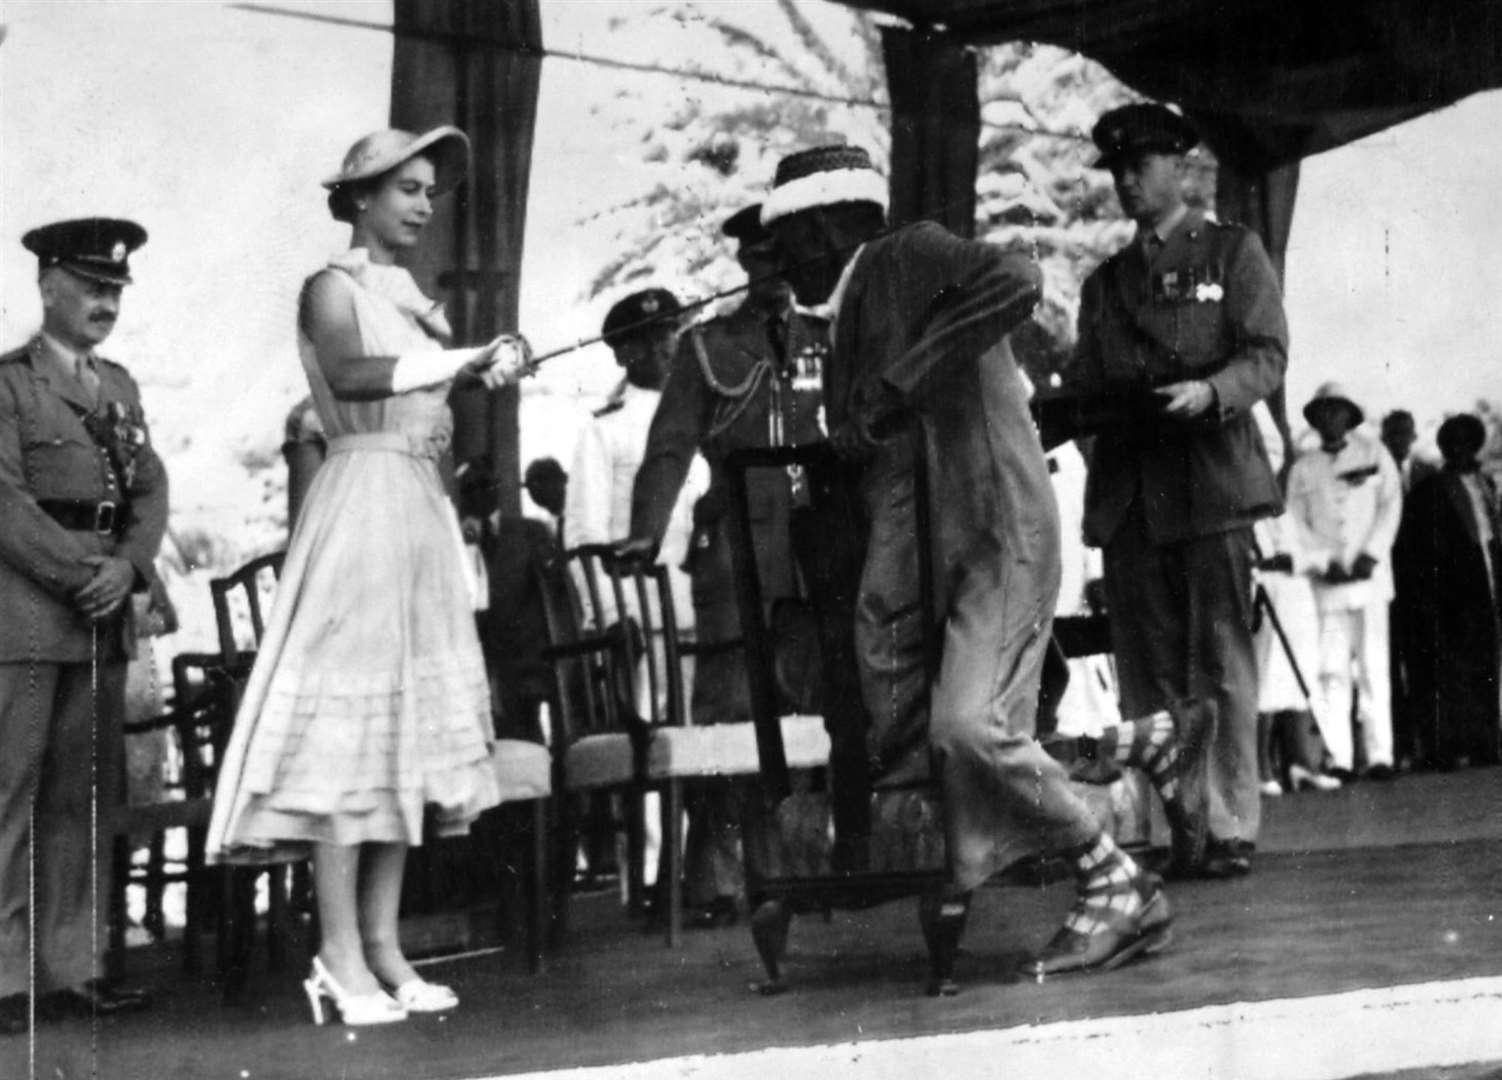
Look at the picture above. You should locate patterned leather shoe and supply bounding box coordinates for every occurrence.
[1024,872,1173,981]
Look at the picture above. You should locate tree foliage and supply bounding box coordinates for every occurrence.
[582,2,1199,384]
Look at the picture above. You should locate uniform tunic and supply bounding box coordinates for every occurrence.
[1070,208,1287,847]
[829,222,1095,892]
[631,298,827,712]
[0,335,168,996]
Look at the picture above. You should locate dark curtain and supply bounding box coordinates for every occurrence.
[391,0,542,519]
[1213,154,1301,460]
[388,0,543,935]
[842,0,1502,175]
[881,26,981,237]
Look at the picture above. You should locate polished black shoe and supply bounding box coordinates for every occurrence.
[0,994,31,1036]
[1200,838,1254,879]
[46,980,151,1019]
[1364,763,1396,781]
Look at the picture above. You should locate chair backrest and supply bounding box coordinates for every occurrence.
[564,544,687,729]
[168,651,239,797]
[534,555,625,746]
[209,551,286,666]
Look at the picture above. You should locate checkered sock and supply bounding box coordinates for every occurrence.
[1064,832,1144,936]
[1094,711,1179,803]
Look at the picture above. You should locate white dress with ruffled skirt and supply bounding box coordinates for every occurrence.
[207,251,499,862]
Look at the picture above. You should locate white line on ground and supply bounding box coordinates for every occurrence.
[471,976,1502,1080]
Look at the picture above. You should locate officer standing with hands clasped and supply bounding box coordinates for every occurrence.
[0,219,168,1035]
[1067,104,1289,879]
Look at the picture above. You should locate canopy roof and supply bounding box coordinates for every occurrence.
[835,0,1502,170]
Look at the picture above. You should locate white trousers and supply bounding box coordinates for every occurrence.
[1315,603,1393,770]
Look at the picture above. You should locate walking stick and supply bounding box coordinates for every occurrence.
[1253,582,1316,706]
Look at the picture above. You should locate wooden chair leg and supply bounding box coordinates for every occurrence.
[528,799,548,973]
[144,834,167,941]
[107,834,130,982]
[665,780,683,947]
[266,865,288,970]
[183,827,206,974]
[625,788,646,917]
[297,862,320,959]
[549,790,574,948]
[220,868,255,1003]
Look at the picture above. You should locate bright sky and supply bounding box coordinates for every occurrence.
[1,0,1498,531]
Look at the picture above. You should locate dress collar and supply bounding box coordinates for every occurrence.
[329,247,452,341]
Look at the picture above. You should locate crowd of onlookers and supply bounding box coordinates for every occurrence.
[1248,393,1501,795]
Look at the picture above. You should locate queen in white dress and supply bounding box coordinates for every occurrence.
[207,126,528,1026]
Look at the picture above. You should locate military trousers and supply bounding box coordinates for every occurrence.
[855,447,1098,893]
[0,659,125,996]
[1103,502,1261,844]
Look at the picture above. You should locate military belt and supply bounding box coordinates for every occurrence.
[39,498,119,536]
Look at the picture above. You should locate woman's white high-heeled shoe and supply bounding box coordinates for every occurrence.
[303,957,407,1026]
[386,977,459,1013]
[1288,764,1342,792]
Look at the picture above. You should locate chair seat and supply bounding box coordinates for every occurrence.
[115,797,212,835]
[645,714,829,778]
[760,777,1126,880]
[563,715,831,791]
[491,739,553,802]
[761,788,947,879]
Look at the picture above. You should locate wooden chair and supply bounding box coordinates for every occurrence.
[108,652,234,979]
[209,551,284,670]
[208,551,308,1000]
[724,443,971,995]
[542,545,829,946]
[725,445,1143,995]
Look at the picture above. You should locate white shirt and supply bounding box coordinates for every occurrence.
[1285,428,1404,610]
[567,382,704,628]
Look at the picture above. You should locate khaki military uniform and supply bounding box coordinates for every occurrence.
[630,299,826,903]
[1070,208,1288,849]
[0,335,168,996]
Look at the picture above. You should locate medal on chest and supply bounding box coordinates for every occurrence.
[85,401,149,489]
[1151,262,1225,305]
[790,339,826,394]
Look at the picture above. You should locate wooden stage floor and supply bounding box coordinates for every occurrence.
[6,767,1502,1080]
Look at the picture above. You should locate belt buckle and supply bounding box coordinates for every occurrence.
[94,501,117,535]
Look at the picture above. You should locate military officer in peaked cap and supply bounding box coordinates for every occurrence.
[0,218,167,1033]
[1066,102,1290,879]
[619,204,828,926]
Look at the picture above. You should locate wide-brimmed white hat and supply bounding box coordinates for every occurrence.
[761,144,887,226]
[1303,381,1365,426]
[322,125,471,193]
